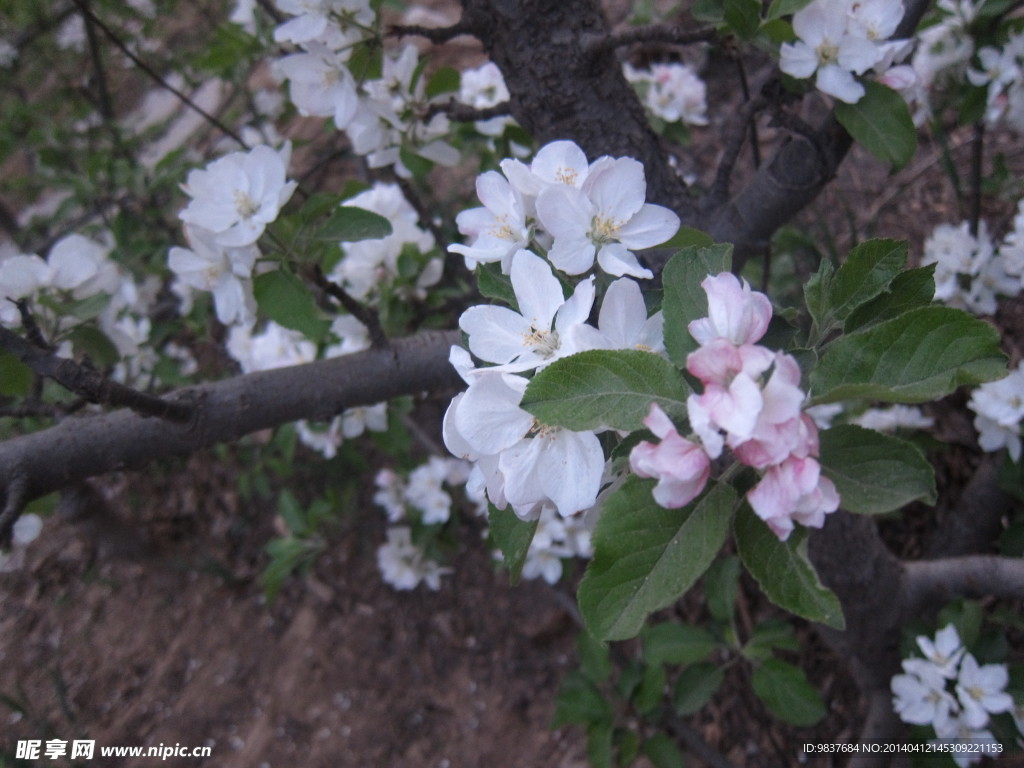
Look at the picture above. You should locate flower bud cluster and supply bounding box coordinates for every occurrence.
[630,273,839,540]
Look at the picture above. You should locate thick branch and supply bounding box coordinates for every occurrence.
[903,556,1024,614]
[0,330,461,507]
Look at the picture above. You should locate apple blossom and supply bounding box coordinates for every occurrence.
[179,143,297,247]
[458,249,595,373]
[448,170,531,271]
[629,403,711,509]
[566,276,665,354]
[168,223,259,328]
[273,44,359,129]
[623,62,709,126]
[688,272,772,347]
[536,155,679,279]
[955,653,1014,728]
[746,455,839,540]
[376,526,450,591]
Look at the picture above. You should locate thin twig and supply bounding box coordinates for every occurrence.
[68,0,249,149]
[14,300,52,351]
[584,24,717,55]
[389,21,475,44]
[968,121,984,237]
[308,265,389,349]
[706,94,767,209]
[0,325,194,422]
[425,97,511,123]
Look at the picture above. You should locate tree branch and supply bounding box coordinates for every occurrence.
[0,325,194,423]
[582,23,717,55]
[389,21,476,43]
[903,556,1024,615]
[425,97,512,123]
[0,330,461,508]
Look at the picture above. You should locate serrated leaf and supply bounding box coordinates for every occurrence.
[824,239,908,330]
[810,306,1006,404]
[578,477,735,641]
[644,732,686,768]
[672,662,725,715]
[0,350,33,397]
[521,349,690,432]
[735,506,845,629]
[475,262,518,309]
[315,206,393,242]
[844,264,936,333]
[803,258,835,335]
[662,244,733,367]
[819,425,936,514]
[253,270,329,340]
[425,66,460,98]
[553,670,614,728]
[704,555,741,623]
[752,658,826,726]
[766,0,813,19]
[643,622,718,666]
[724,0,762,37]
[834,81,917,169]
[487,503,538,585]
[68,325,120,367]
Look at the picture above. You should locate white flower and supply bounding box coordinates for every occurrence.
[376,526,449,591]
[536,155,679,279]
[892,658,958,730]
[850,405,933,432]
[448,170,531,271]
[458,249,595,373]
[566,276,665,354]
[226,321,317,373]
[955,653,1013,728]
[500,139,591,201]
[179,143,297,247]
[969,364,1024,461]
[328,182,438,301]
[273,44,359,129]
[273,0,373,47]
[168,224,259,327]
[459,62,512,136]
[624,62,709,126]
[918,624,967,679]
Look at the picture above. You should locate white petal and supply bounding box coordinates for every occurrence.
[618,203,680,249]
[596,242,653,279]
[584,156,646,221]
[460,305,532,364]
[510,249,565,329]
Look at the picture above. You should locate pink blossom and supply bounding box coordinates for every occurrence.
[630,404,711,508]
[746,456,840,540]
[688,273,773,346]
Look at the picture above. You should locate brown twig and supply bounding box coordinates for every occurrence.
[583,24,717,55]
[389,21,475,44]
[68,0,249,149]
[424,97,511,123]
[0,325,194,423]
[308,265,389,349]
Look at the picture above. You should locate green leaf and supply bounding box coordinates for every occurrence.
[586,723,614,768]
[553,670,614,727]
[844,265,936,333]
[521,349,691,432]
[314,206,393,242]
[475,262,518,309]
[672,662,725,715]
[803,258,834,335]
[660,226,714,250]
[487,503,538,585]
[834,81,918,170]
[765,0,813,19]
[819,425,936,515]
[425,66,460,98]
[823,239,908,330]
[742,619,799,660]
[734,506,845,629]
[644,622,718,666]
[253,270,329,341]
[578,631,612,683]
[633,662,667,715]
[724,0,762,38]
[0,350,33,397]
[68,325,120,368]
[662,244,733,368]
[751,658,826,726]
[643,732,686,768]
[810,306,1007,404]
[704,555,741,623]
[578,478,735,641]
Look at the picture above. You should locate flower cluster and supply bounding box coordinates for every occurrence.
[266,1,460,177]
[780,0,909,104]
[968,361,1024,462]
[448,139,680,279]
[921,203,1024,316]
[968,29,1024,131]
[376,526,451,591]
[444,246,667,521]
[891,624,1013,764]
[458,62,515,139]
[630,273,839,540]
[518,506,593,585]
[623,62,709,127]
[327,182,441,303]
